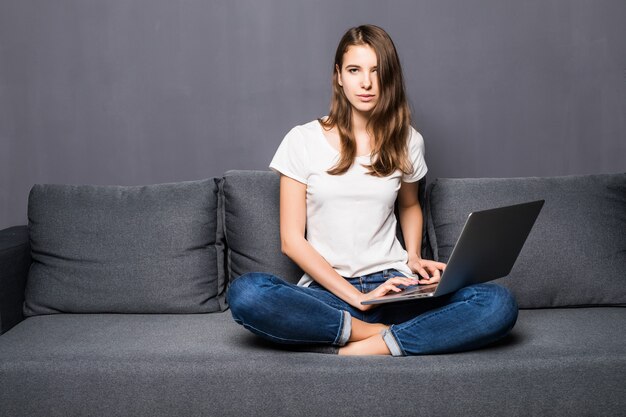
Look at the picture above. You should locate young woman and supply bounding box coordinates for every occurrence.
[227,24,518,356]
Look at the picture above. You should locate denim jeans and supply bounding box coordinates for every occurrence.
[227,269,519,356]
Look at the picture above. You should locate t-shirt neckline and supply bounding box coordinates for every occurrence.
[316,118,371,159]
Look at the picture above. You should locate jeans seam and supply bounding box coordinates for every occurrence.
[240,321,333,344]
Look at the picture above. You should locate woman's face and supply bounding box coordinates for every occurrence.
[336,44,379,116]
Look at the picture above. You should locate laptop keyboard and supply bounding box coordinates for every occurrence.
[399,283,438,294]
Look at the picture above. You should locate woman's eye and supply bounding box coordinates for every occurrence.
[349,68,358,73]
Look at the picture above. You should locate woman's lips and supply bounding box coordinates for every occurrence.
[357,95,375,102]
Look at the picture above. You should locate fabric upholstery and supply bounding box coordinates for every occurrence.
[24,179,227,315]
[221,170,299,287]
[425,173,626,308]
[0,308,624,416]
[2,172,625,417]
[221,170,429,290]
[0,226,30,334]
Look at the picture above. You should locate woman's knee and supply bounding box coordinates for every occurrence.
[461,283,519,334]
[481,283,519,333]
[227,272,274,319]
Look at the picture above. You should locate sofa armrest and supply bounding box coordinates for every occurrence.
[0,225,31,335]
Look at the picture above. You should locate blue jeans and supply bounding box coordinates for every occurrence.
[227,269,519,356]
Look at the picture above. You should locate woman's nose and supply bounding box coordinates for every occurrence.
[361,73,372,88]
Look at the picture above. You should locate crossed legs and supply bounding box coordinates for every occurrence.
[227,272,518,357]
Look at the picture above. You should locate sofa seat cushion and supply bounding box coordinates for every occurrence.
[425,173,626,308]
[24,178,227,315]
[1,308,624,417]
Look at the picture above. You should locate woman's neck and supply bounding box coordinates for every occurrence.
[351,110,372,137]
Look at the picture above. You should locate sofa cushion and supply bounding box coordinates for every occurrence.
[0,308,624,416]
[425,173,626,308]
[220,170,430,290]
[24,178,227,316]
[221,170,302,286]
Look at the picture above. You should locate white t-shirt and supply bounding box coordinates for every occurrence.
[269,118,428,287]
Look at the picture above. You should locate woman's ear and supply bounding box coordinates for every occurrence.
[336,64,343,87]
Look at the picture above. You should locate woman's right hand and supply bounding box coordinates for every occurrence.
[356,276,420,311]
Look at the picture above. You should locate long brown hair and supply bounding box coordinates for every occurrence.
[319,24,415,178]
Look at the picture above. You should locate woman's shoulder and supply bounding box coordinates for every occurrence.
[408,125,425,147]
[408,125,423,139]
[282,118,327,146]
[294,118,324,134]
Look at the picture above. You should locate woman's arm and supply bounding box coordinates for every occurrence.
[278,174,365,309]
[398,181,446,283]
[397,181,424,260]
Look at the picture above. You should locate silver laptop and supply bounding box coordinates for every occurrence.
[361,199,545,305]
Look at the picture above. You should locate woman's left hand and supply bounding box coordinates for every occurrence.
[406,255,447,285]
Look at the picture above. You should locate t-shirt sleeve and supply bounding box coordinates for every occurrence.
[268,126,309,185]
[402,128,428,183]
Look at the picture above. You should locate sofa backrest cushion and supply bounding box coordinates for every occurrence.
[425,173,626,308]
[221,170,430,298]
[221,171,302,289]
[24,179,228,316]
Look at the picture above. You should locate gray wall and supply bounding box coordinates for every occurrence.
[1,0,624,229]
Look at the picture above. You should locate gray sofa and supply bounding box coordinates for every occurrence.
[1,170,625,417]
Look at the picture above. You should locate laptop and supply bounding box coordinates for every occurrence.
[361,199,545,305]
